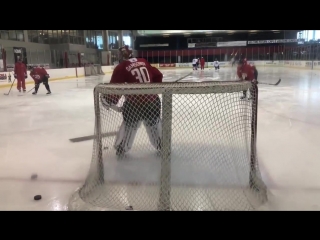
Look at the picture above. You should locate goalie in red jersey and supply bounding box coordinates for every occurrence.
[237,57,258,100]
[101,45,163,157]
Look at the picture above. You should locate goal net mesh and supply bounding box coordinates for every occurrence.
[68,81,267,211]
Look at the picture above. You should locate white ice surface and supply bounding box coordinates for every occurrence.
[1,67,320,210]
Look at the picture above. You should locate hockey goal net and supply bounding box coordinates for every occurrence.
[84,64,105,76]
[68,81,267,211]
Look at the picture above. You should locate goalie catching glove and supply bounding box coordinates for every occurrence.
[100,94,122,112]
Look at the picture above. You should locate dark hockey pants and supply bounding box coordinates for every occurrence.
[35,76,50,92]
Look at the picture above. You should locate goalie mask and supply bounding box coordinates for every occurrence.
[238,57,247,66]
[119,45,133,60]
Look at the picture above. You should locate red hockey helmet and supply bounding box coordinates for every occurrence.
[119,45,133,60]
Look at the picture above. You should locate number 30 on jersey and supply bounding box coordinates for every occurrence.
[131,67,150,83]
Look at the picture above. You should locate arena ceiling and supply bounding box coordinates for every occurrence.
[136,30,282,36]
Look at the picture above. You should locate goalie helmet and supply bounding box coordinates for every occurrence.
[119,45,133,60]
[238,57,247,65]
[238,59,243,65]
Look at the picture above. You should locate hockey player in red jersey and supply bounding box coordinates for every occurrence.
[14,57,27,92]
[101,45,163,157]
[29,66,51,95]
[237,57,258,100]
[200,57,205,70]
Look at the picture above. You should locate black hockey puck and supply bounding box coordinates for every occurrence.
[125,206,133,210]
[31,174,38,180]
[34,195,42,200]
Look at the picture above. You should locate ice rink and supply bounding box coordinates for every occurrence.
[1,65,320,210]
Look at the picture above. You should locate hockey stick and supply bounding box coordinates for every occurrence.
[259,78,281,86]
[18,87,35,96]
[27,87,35,93]
[174,72,193,82]
[69,131,118,142]
[3,78,16,95]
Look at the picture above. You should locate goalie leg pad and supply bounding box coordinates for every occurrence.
[114,121,141,152]
[142,97,162,150]
[144,119,162,150]
[114,100,143,153]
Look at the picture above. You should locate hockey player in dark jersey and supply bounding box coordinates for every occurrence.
[237,57,258,100]
[101,45,163,157]
[29,66,51,95]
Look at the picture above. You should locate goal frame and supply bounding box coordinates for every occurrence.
[87,81,262,211]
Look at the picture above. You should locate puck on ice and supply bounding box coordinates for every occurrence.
[125,206,133,210]
[31,174,38,180]
[34,195,42,200]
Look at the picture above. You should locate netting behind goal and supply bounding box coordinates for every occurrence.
[68,81,267,211]
[84,64,105,76]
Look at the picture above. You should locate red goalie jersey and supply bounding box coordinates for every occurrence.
[108,57,163,104]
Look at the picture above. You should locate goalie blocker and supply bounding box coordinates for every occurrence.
[101,45,163,157]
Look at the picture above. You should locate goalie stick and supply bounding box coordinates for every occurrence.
[69,131,118,142]
[259,78,281,86]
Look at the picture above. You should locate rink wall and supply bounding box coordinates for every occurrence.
[0,66,113,88]
[1,61,320,88]
[154,60,320,70]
